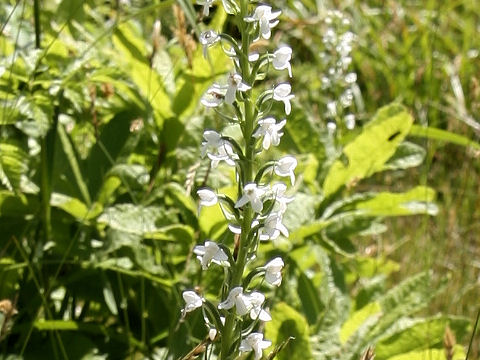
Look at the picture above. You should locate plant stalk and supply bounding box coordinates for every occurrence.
[220,2,255,357]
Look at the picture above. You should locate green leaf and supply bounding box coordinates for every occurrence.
[50,193,102,220]
[102,280,118,315]
[375,316,471,359]
[340,302,382,344]
[354,186,438,216]
[265,302,313,360]
[57,124,92,205]
[0,142,28,192]
[323,104,413,197]
[409,124,480,150]
[0,191,38,216]
[383,141,426,171]
[385,345,465,360]
[112,21,173,125]
[98,204,192,242]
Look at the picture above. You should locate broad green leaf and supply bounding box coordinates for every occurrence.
[0,191,38,216]
[410,124,480,150]
[112,21,173,125]
[355,186,438,216]
[0,142,28,192]
[289,221,328,243]
[57,124,92,205]
[98,204,192,242]
[385,345,465,360]
[323,104,413,196]
[265,302,313,360]
[88,261,172,290]
[340,302,382,344]
[383,141,426,171]
[50,193,102,220]
[375,316,471,359]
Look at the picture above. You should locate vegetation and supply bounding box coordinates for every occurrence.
[0,0,478,359]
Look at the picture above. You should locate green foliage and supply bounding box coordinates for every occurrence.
[0,0,477,358]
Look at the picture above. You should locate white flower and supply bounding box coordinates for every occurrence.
[225,73,251,105]
[249,52,260,62]
[345,114,356,130]
[218,287,252,316]
[193,241,229,270]
[196,0,214,17]
[239,333,272,360]
[201,130,237,167]
[253,117,286,150]
[208,327,217,341]
[272,46,292,77]
[265,257,284,286]
[197,188,218,207]
[259,212,289,241]
[270,182,294,213]
[273,83,295,115]
[201,84,226,108]
[245,5,281,40]
[182,291,203,315]
[274,155,297,185]
[327,121,337,134]
[249,292,272,321]
[235,183,266,213]
[199,30,220,58]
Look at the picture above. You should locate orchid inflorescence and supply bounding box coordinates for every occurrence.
[181,1,296,359]
[320,10,360,134]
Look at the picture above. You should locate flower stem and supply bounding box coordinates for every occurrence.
[220,2,256,357]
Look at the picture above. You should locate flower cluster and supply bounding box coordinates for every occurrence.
[182,1,296,359]
[319,10,360,133]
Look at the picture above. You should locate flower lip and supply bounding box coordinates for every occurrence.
[265,257,284,286]
[182,291,203,315]
[253,117,286,150]
[197,188,218,207]
[235,183,266,213]
[193,241,229,269]
[239,332,272,360]
[272,46,293,77]
[218,286,252,316]
[244,5,281,40]
[273,83,295,115]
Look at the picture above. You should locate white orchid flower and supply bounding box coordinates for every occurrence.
[274,155,297,185]
[253,117,286,150]
[270,182,294,213]
[201,130,237,167]
[273,83,295,115]
[196,0,214,17]
[245,5,281,40]
[272,46,293,77]
[235,183,266,213]
[239,333,272,360]
[265,257,284,286]
[199,30,220,58]
[201,84,227,108]
[259,212,289,241]
[182,291,203,315]
[225,73,251,105]
[248,291,272,321]
[197,188,218,207]
[193,241,229,270]
[218,287,252,316]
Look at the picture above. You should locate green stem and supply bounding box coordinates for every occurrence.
[220,1,256,358]
[34,0,41,48]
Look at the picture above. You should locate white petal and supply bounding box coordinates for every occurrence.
[235,194,249,208]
